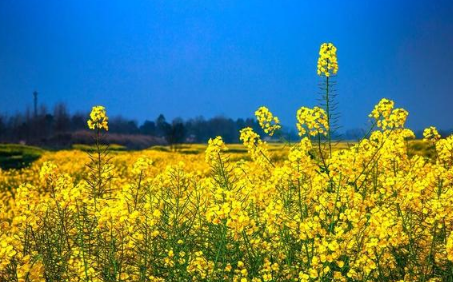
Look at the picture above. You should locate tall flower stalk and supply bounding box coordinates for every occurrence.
[86,106,110,202]
[317,43,339,158]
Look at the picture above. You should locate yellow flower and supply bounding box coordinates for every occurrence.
[255,106,281,136]
[447,234,453,261]
[423,126,441,141]
[87,105,109,131]
[369,98,408,130]
[132,156,153,175]
[317,43,338,77]
[296,106,329,136]
[239,127,271,167]
[39,161,57,182]
[205,136,228,165]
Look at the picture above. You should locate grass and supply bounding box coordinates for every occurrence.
[148,145,171,152]
[0,144,44,170]
[72,143,127,152]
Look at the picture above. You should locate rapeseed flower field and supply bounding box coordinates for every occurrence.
[1,44,453,282]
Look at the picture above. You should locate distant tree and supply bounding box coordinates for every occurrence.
[156,114,170,137]
[185,116,207,142]
[126,120,139,134]
[109,116,139,134]
[0,100,275,148]
[236,118,246,131]
[71,112,88,131]
[54,103,70,134]
[0,115,5,139]
[140,120,156,136]
[41,113,54,143]
[207,116,237,143]
[34,105,53,144]
[164,118,186,151]
[24,107,33,143]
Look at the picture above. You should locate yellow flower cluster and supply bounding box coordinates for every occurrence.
[131,156,153,175]
[206,136,228,166]
[423,126,441,141]
[317,43,338,77]
[239,127,271,168]
[369,98,409,130]
[87,105,109,131]
[435,135,453,165]
[447,234,453,262]
[255,106,281,136]
[39,161,58,182]
[187,251,215,279]
[296,106,329,136]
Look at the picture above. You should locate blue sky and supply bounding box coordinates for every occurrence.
[1,0,452,130]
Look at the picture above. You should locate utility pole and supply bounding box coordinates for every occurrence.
[33,91,38,118]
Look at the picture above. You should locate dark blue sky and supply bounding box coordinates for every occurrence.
[1,0,452,130]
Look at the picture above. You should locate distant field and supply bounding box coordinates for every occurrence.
[0,140,436,170]
[137,140,436,160]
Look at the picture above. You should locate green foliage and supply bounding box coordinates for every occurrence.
[0,144,43,170]
[72,143,126,152]
[148,145,171,152]
[408,140,437,160]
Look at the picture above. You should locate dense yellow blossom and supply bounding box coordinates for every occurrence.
[255,106,281,136]
[296,106,329,136]
[206,136,228,166]
[447,233,453,262]
[317,43,338,77]
[424,126,441,141]
[87,105,109,131]
[369,98,408,130]
[239,127,272,168]
[0,97,451,281]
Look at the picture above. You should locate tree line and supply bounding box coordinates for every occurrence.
[4,102,436,149]
[0,102,292,149]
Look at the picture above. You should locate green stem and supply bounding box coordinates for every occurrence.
[325,75,332,158]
